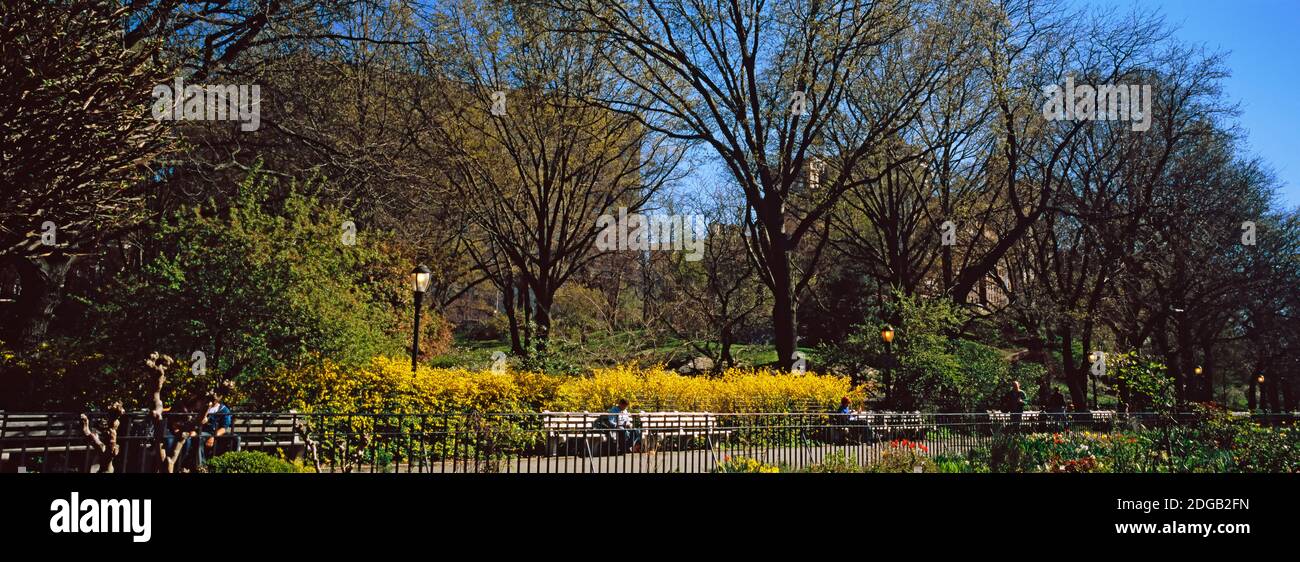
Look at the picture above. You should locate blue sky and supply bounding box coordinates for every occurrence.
[1086,0,1300,208]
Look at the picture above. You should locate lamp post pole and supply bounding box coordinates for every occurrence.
[1257,375,1266,412]
[880,325,895,406]
[1091,375,1097,410]
[1193,366,1203,404]
[411,264,432,375]
[1087,352,1098,411]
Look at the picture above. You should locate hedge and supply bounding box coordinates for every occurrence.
[243,356,865,414]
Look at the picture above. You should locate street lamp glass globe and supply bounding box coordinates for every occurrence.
[880,325,895,344]
[412,264,432,293]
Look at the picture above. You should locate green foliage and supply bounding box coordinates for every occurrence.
[1009,362,1048,404]
[1181,405,1300,472]
[933,452,988,473]
[826,293,1011,410]
[964,408,1298,473]
[1110,351,1174,411]
[983,433,1035,473]
[91,166,406,403]
[203,450,305,473]
[714,455,780,473]
[866,440,938,473]
[804,452,864,473]
[0,338,116,410]
[518,332,584,376]
[944,340,1013,411]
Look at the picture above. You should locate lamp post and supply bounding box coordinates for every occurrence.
[880,325,895,404]
[1257,375,1266,412]
[1193,366,1203,403]
[410,264,432,374]
[1087,352,1099,410]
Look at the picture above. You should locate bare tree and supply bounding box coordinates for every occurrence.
[661,187,767,367]
[554,0,965,369]
[429,1,681,352]
[0,2,175,351]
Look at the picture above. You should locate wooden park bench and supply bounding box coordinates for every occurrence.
[0,412,305,472]
[540,411,732,456]
[229,413,305,459]
[1090,410,1115,429]
[540,411,611,456]
[0,413,92,472]
[987,410,1044,431]
[871,411,930,439]
[638,411,731,449]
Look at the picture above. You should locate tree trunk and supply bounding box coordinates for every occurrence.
[1028,335,1050,402]
[1059,324,1087,410]
[519,284,532,353]
[502,280,524,356]
[1173,317,1195,405]
[1247,374,1257,411]
[719,326,734,369]
[532,284,554,354]
[1203,342,1216,404]
[769,248,797,372]
[15,253,76,353]
[1153,320,1179,407]
[1281,375,1294,412]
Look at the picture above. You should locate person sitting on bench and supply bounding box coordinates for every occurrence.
[598,399,642,453]
[830,397,857,444]
[193,392,240,466]
[161,396,203,471]
[1046,388,1068,429]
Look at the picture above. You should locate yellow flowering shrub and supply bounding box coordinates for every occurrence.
[245,357,864,414]
[245,356,562,413]
[551,365,866,412]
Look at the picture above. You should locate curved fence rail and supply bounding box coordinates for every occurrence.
[1,411,1295,473]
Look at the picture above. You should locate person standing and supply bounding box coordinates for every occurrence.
[1005,381,1027,431]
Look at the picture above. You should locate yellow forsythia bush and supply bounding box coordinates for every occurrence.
[246,357,864,413]
[245,356,560,412]
[551,364,865,412]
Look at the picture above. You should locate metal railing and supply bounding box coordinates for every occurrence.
[1,410,1295,473]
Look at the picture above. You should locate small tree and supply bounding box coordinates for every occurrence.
[93,167,404,389]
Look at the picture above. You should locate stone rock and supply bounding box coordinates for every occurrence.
[675,356,715,375]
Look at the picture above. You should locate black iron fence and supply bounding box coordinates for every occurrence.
[1,410,1295,473]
